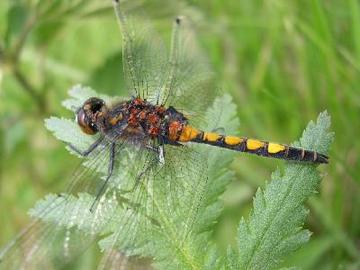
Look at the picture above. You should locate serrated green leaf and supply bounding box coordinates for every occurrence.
[235,111,334,270]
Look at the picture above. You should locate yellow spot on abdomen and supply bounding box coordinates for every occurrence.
[247,139,265,150]
[268,143,286,154]
[179,126,200,142]
[203,132,221,142]
[224,136,243,145]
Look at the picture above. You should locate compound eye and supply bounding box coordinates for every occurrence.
[76,108,98,135]
[84,97,105,113]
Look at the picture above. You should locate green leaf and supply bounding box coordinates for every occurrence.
[233,111,334,270]
[31,87,240,269]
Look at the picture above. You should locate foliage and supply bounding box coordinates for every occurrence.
[229,112,333,269]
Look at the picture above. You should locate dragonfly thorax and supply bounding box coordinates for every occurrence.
[77,97,189,143]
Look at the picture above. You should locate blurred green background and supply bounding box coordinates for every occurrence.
[0,0,359,269]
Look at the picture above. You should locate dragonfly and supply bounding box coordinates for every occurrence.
[0,0,328,269]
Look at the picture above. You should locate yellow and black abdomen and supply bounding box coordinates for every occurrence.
[178,126,328,164]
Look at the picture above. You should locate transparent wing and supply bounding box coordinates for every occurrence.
[0,129,170,269]
[114,0,217,124]
[97,142,208,269]
[0,129,128,269]
[113,0,168,102]
[161,17,217,123]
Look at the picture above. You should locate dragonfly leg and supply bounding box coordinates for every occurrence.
[158,145,165,165]
[68,136,103,157]
[146,143,165,165]
[90,142,116,212]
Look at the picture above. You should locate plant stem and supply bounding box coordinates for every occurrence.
[13,67,47,114]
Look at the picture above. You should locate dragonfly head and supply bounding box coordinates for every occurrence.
[76,97,106,135]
